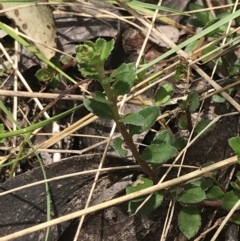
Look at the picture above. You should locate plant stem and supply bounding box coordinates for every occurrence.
[96,65,159,184]
[116,120,159,184]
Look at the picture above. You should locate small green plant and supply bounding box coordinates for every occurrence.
[73,37,240,239]
[74,37,179,203]
[35,58,64,87]
[75,38,175,184]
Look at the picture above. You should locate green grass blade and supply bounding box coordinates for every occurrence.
[0,103,83,139]
[137,8,240,74]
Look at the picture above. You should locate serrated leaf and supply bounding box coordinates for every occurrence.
[228,137,240,156]
[111,63,136,96]
[194,119,212,135]
[128,191,164,215]
[92,91,112,105]
[151,130,172,145]
[76,42,95,63]
[99,38,114,61]
[176,186,206,203]
[112,137,127,157]
[155,83,173,105]
[222,190,240,211]
[83,98,113,119]
[119,113,144,126]
[129,106,159,135]
[35,68,52,82]
[78,63,99,79]
[178,206,201,239]
[141,144,177,164]
[76,39,114,66]
[206,185,225,200]
[186,92,199,112]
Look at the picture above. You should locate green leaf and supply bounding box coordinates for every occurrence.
[136,58,147,83]
[212,94,226,103]
[186,92,200,112]
[111,10,240,77]
[126,177,153,202]
[176,185,206,203]
[190,3,214,25]
[178,206,201,239]
[60,54,73,65]
[155,83,173,105]
[35,68,52,82]
[141,144,177,165]
[151,130,172,145]
[171,137,187,150]
[222,190,240,211]
[111,63,136,96]
[126,177,163,215]
[230,181,240,191]
[76,41,95,63]
[83,99,113,119]
[119,113,144,126]
[92,91,113,105]
[174,63,187,82]
[194,119,212,135]
[201,44,222,63]
[185,39,200,54]
[99,38,114,61]
[177,113,188,130]
[75,39,114,72]
[206,185,225,200]
[228,137,240,156]
[128,191,164,215]
[200,177,214,191]
[230,214,240,225]
[204,18,222,37]
[129,106,159,135]
[111,137,128,157]
[178,99,187,110]
[188,18,205,28]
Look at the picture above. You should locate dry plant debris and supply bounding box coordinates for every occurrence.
[1,1,240,241]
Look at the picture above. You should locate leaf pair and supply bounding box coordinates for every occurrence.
[112,106,160,157]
